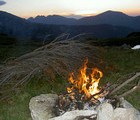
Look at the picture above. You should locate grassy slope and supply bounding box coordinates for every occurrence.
[101,48,140,110]
[0,76,66,120]
[0,45,140,120]
[86,36,140,46]
[0,45,38,64]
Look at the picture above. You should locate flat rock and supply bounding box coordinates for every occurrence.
[132,45,140,50]
[29,94,58,120]
[97,103,114,120]
[113,108,136,120]
[29,95,140,120]
[120,98,140,120]
[48,110,97,120]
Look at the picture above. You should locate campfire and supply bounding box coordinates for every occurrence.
[56,58,108,115]
[29,57,140,120]
[29,58,140,120]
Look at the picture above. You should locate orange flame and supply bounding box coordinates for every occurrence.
[67,58,103,99]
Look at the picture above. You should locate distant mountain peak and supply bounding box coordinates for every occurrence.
[47,15,66,19]
[26,10,140,29]
[0,10,138,41]
[98,10,127,16]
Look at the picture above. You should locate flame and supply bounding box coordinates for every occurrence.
[67,58,103,99]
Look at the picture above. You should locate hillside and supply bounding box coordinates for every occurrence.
[77,10,140,30]
[0,11,138,42]
[0,37,139,119]
[0,11,32,38]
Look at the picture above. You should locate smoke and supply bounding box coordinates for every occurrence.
[0,0,6,6]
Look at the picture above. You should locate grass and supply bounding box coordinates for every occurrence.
[0,45,140,119]
[0,45,38,63]
[100,47,140,111]
[0,76,67,120]
[85,36,140,47]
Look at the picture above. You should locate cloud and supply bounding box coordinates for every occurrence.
[0,0,6,6]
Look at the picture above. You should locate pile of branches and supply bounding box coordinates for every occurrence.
[0,34,103,100]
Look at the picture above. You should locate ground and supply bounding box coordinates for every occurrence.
[0,42,140,120]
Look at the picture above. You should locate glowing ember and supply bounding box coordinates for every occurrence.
[67,58,103,100]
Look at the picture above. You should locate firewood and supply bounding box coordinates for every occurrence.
[86,88,105,102]
[110,72,140,95]
[114,86,140,99]
[0,34,103,99]
[109,73,135,90]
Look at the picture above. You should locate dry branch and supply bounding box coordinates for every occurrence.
[114,86,140,99]
[0,34,103,98]
[109,73,135,90]
[110,72,140,95]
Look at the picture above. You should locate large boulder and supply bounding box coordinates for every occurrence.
[97,103,114,120]
[48,110,97,120]
[120,98,140,120]
[29,94,58,120]
[114,108,136,120]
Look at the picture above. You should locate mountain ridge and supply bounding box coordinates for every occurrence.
[27,10,140,29]
[0,10,138,42]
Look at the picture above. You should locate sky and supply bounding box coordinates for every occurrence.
[0,0,140,18]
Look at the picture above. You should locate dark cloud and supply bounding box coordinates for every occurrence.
[0,0,6,6]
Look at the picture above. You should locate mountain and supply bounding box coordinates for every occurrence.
[0,11,59,42]
[61,24,135,39]
[0,11,137,42]
[28,15,77,25]
[0,11,32,38]
[77,10,140,29]
[28,10,140,30]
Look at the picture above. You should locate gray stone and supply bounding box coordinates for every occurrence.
[29,94,140,120]
[122,44,131,49]
[29,94,58,120]
[120,97,140,120]
[48,110,97,120]
[132,45,140,50]
[113,108,137,120]
[97,103,114,120]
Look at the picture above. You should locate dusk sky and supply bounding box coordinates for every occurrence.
[0,0,140,18]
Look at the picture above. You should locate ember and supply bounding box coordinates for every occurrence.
[55,58,107,115]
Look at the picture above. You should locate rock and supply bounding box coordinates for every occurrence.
[48,110,97,120]
[113,108,136,120]
[122,44,131,49]
[97,103,114,120]
[29,94,58,120]
[132,45,140,50]
[29,94,140,120]
[120,97,140,120]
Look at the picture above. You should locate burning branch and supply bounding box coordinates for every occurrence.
[85,88,105,102]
